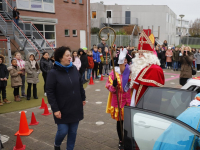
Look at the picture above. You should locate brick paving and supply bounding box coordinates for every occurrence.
[0,69,199,150]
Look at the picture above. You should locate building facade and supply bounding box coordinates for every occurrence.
[176,19,190,36]
[9,0,91,51]
[91,3,177,45]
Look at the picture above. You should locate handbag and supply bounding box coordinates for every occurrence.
[184,57,196,75]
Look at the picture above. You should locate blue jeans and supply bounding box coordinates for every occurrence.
[13,19,19,26]
[82,69,86,81]
[55,122,79,150]
[173,61,178,70]
[87,69,92,80]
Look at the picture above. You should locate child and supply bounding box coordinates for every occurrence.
[78,48,88,83]
[7,59,23,102]
[72,51,81,71]
[0,54,10,106]
[25,53,40,100]
[87,50,94,81]
[92,46,101,79]
[103,47,111,76]
[98,47,104,78]
[165,47,173,69]
[14,52,26,97]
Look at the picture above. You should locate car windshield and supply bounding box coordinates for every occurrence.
[137,87,197,118]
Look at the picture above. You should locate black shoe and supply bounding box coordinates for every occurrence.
[176,69,178,71]
[27,97,30,100]
[54,145,60,150]
[34,96,38,99]
[118,141,124,150]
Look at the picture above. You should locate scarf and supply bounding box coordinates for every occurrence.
[30,60,36,69]
[55,61,73,73]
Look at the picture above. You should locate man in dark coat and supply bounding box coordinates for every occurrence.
[78,48,88,83]
[13,6,20,26]
[97,38,108,54]
[0,54,10,105]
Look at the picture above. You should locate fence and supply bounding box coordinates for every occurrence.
[91,34,139,47]
[180,37,200,48]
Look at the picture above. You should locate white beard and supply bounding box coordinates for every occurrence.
[129,53,160,88]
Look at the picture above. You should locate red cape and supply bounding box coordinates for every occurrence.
[133,64,165,104]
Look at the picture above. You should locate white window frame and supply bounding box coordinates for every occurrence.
[91,10,97,19]
[73,29,77,37]
[65,29,70,36]
[16,0,55,13]
[34,23,56,47]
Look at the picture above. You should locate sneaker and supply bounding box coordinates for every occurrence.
[21,94,27,98]
[176,69,178,71]
[103,74,105,77]
[98,75,101,78]
[44,93,47,96]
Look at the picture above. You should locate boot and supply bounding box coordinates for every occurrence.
[54,145,60,150]
[14,95,21,102]
[0,100,3,106]
[3,99,11,104]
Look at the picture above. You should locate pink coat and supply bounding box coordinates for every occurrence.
[106,70,131,108]
[72,57,81,70]
[165,50,173,62]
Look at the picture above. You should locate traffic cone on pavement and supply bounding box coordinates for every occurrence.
[13,134,26,150]
[89,76,94,85]
[15,111,33,136]
[29,112,39,126]
[42,104,52,116]
[100,74,104,81]
[39,98,46,109]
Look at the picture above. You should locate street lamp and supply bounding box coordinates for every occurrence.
[179,14,185,35]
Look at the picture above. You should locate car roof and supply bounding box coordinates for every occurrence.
[182,78,200,90]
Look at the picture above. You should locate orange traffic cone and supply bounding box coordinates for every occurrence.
[13,134,26,150]
[15,111,33,136]
[39,98,46,109]
[89,76,94,85]
[29,112,39,126]
[100,74,104,81]
[42,104,52,116]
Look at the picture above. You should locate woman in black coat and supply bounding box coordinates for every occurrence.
[40,52,53,96]
[0,54,10,105]
[46,46,86,150]
[78,48,88,83]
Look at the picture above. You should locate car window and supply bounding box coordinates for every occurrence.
[138,87,196,118]
[130,109,200,150]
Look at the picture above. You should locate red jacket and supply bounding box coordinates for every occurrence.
[87,56,94,69]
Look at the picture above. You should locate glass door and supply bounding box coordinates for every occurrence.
[125,11,131,24]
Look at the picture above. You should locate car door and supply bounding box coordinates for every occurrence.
[136,87,197,118]
[124,107,200,150]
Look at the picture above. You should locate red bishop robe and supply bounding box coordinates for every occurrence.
[131,64,165,106]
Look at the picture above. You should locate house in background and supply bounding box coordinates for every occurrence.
[91,2,177,45]
[176,19,190,36]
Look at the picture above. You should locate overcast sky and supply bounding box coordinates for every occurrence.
[90,0,199,22]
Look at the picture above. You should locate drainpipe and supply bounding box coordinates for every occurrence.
[87,0,89,49]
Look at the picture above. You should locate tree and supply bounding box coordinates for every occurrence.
[122,25,140,36]
[91,27,100,34]
[189,18,200,37]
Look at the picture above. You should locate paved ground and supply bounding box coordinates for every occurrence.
[0,69,199,150]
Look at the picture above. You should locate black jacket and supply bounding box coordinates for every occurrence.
[40,57,53,74]
[0,64,9,87]
[46,64,86,124]
[13,10,20,19]
[78,49,88,74]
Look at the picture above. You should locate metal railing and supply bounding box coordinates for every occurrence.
[0,14,41,60]
[100,17,138,25]
[2,0,55,52]
[0,15,7,35]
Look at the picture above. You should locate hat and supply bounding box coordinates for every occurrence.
[82,47,88,50]
[138,29,155,53]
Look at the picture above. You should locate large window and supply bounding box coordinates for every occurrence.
[16,0,55,13]
[107,11,111,18]
[34,24,56,47]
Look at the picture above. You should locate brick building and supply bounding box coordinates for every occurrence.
[1,0,91,52]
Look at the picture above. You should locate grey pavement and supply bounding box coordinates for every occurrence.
[0,68,199,150]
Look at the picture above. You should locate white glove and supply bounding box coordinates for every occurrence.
[118,48,127,64]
